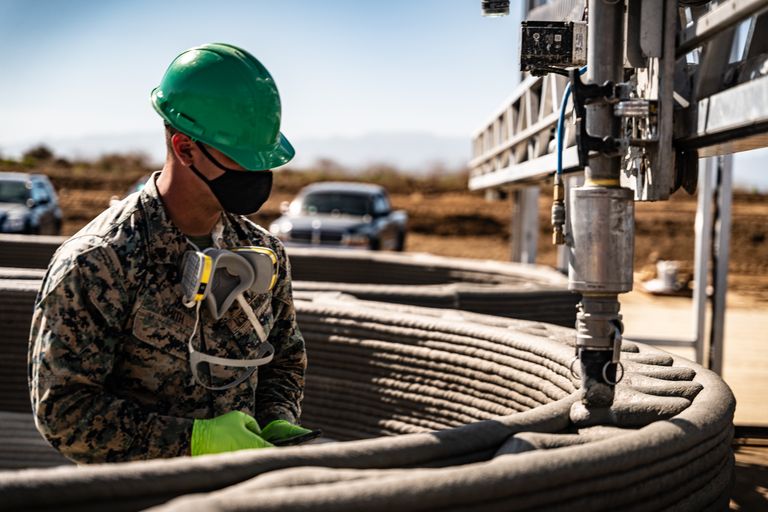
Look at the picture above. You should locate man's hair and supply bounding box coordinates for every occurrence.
[164,123,178,155]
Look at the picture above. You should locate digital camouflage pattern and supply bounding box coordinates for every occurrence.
[28,172,306,463]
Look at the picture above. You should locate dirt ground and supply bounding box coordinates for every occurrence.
[57,182,768,304]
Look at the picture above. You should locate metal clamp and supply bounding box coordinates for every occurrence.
[610,318,624,364]
[569,356,580,379]
[602,361,624,386]
[568,68,627,168]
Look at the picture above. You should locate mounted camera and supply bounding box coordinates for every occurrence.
[520,21,587,75]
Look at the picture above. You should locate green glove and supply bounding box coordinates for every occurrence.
[260,419,322,446]
[191,411,274,456]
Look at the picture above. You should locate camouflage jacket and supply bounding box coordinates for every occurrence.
[28,172,306,463]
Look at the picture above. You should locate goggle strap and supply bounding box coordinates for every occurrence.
[190,349,274,368]
[185,264,274,390]
[187,299,273,368]
[188,302,203,387]
[194,367,257,392]
[236,294,268,343]
[196,141,242,172]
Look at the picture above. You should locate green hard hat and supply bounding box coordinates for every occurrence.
[151,43,294,171]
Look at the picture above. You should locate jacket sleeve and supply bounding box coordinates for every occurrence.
[29,245,193,463]
[254,247,307,426]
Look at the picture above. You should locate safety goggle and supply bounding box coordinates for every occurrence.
[180,246,279,390]
[180,247,278,318]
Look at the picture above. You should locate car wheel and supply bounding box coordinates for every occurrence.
[368,237,381,251]
[25,220,40,235]
[395,230,406,252]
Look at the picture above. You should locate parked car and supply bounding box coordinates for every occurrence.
[270,182,407,250]
[0,172,62,235]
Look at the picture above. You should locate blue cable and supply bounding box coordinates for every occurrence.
[556,66,587,176]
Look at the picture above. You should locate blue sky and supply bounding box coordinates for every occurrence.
[0,0,521,143]
[0,0,766,189]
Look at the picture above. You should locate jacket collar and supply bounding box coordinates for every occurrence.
[139,171,253,264]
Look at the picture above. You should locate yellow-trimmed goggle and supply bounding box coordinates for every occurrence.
[231,246,278,293]
[180,246,279,315]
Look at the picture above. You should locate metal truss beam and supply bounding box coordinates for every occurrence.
[469,0,768,191]
[469,73,575,190]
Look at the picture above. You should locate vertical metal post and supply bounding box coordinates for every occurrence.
[521,187,539,264]
[693,158,715,365]
[510,186,540,263]
[569,0,631,409]
[584,0,624,183]
[710,154,733,374]
[510,189,524,262]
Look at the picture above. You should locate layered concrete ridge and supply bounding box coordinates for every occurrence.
[288,248,579,326]
[0,278,42,413]
[0,236,579,326]
[0,289,735,511]
[0,234,65,269]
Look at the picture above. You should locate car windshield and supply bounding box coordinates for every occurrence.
[0,180,30,204]
[300,192,371,216]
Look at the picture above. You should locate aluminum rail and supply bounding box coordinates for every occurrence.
[677,0,768,56]
[677,74,768,156]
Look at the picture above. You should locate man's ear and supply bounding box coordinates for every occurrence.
[171,133,195,165]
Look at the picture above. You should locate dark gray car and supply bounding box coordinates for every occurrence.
[270,182,407,251]
[0,172,62,235]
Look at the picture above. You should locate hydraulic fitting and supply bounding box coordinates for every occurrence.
[551,175,566,245]
[574,296,625,407]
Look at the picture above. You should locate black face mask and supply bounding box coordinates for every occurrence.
[189,142,273,215]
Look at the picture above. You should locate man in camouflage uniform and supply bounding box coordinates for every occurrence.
[29,43,314,463]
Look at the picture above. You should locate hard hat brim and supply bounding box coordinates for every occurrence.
[152,87,295,171]
[228,132,295,171]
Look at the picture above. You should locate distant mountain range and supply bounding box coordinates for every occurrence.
[3,130,766,190]
[1,131,471,174]
[291,132,470,172]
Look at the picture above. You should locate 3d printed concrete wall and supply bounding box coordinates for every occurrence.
[0,281,734,511]
[0,236,579,326]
